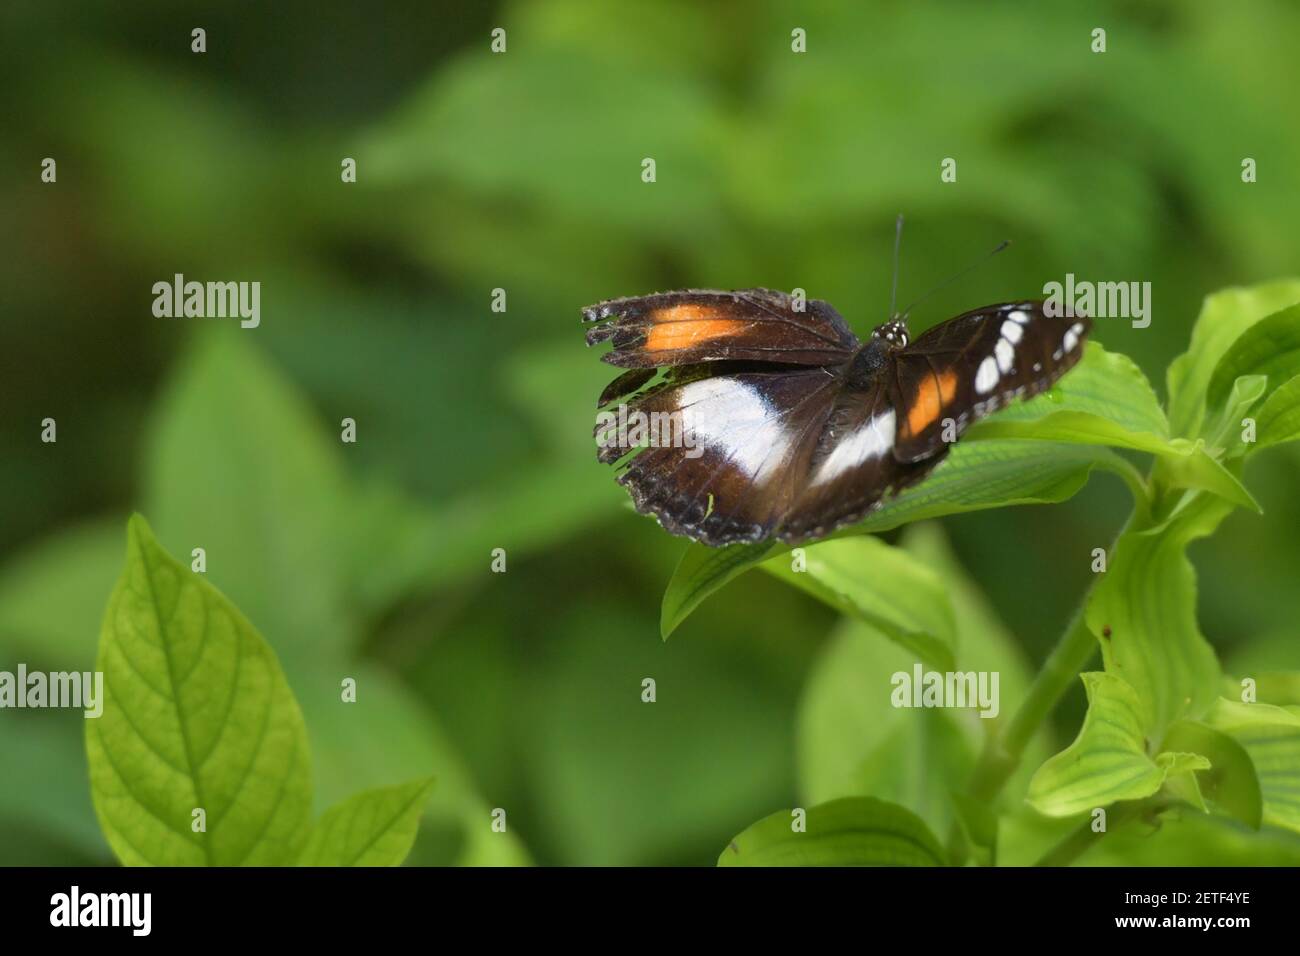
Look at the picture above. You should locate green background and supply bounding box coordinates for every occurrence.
[2,0,1298,865]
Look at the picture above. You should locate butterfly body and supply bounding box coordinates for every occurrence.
[584,288,1089,546]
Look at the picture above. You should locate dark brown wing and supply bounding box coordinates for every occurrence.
[890,301,1092,463]
[583,288,859,369]
[775,370,947,543]
[598,365,843,545]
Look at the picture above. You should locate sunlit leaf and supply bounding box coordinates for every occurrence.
[1206,303,1300,413]
[1085,492,1229,739]
[718,797,945,867]
[297,777,435,867]
[763,536,957,670]
[1203,699,1300,835]
[1028,673,1174,817]
[1161,720,1262,828]
[1166,281,1300,438]
[87,516,313,866]
[1253,374,1300,453]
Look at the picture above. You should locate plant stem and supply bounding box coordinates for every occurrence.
[967,600,1098,805]
[951,511,1140,863]
[1034,798,1165,866]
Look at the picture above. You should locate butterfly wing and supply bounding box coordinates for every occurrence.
[775,369,947,543]
[598,365,843,545]
[890,301,1091,463]
[584,288,859,369]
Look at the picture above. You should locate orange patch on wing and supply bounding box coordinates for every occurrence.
[905,369,959,437]
[644,304,739,352]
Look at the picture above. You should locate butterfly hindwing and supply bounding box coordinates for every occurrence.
[583,288,859,369]
[603,366,842,545]
[775,372,947,542]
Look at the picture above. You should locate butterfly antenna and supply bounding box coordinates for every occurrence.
[889,213,904,318]
[900,239,1011,319]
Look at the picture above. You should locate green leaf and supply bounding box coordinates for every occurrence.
[967,343,1257,510]
[1166,280,1300,438]
[1253,374,1300,453]
[980,342,1169,438]
[1085,492,1228,739]
[795,526,1042,846]
[1203,699,1300,835]
[718,797,945,867]
[1161,720,1262,828]
[1028,673,1172,817]
[87,516,313,866]
[973,416,1256,511]
[1202,374,1268,458]
[797,619,976,838]
[1155,440,1261,513]
[662,440,1126,637]
[763,536,957,670]
[145,334,354,668]
[1206,303,1300,414]
[1157,754,1211,813]
[297,777,435,866]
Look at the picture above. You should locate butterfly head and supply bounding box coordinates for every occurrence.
[871,319,910,350]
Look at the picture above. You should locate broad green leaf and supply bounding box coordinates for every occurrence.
[1161,720,1262,828]
[1085,493,1228,739]
[1253,374,1300,453]
[1203,699,1300,834]
[1028,673,1170,817]
[662,440,1128,637]
[87,516,313,866]
[145,333,353,667]
[984,342,1169,438]
[297,778,435,866]
[1166,280,1300,438]
[718,797,945,867]
[973,416,1257,511]
[970,411,1171,455]
[797,619,976,838]
[763,536,956,670]
[796,525,1041,843]
[900,523,1038,727]
[1205,303,1300,414]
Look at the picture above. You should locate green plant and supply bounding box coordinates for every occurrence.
[86,515,435,866]
[674,281,1300,866]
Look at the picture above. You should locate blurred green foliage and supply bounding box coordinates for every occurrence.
[2,0,1300,865]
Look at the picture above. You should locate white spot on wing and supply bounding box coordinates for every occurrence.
[995,338,1015,373]
[975,356,999,394]
[675,378,792,483]
[1001,319,1023,344]
[811,409,896,486]
[1007,309,1030,325]
[1063,325,1080,353]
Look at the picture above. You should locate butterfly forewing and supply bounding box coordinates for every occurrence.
[583,289,859,369]
[890,301,1092,463]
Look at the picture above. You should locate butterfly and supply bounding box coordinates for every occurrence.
[583,253,1090,547]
